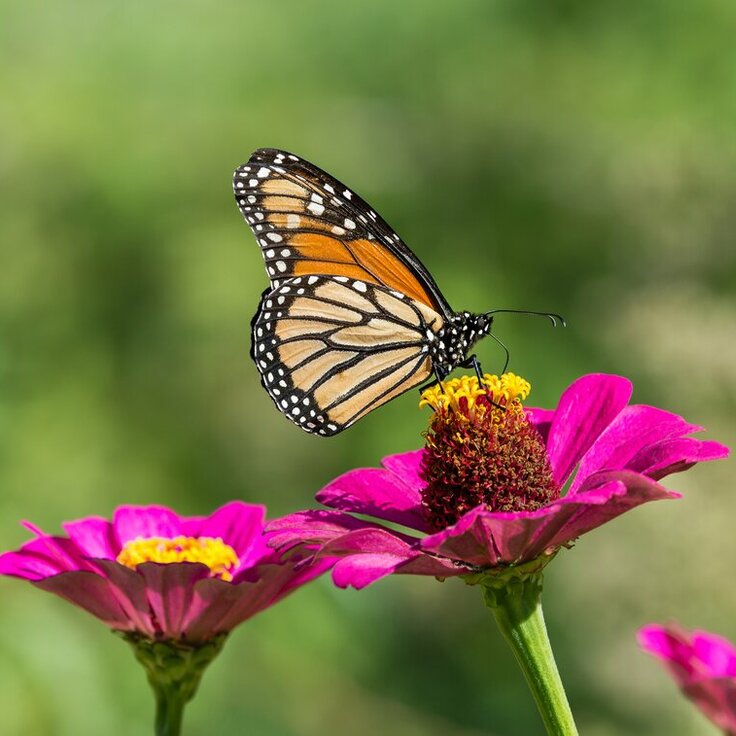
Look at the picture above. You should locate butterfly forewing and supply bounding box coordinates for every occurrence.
[234,148,452,318]
[251,275,443,435]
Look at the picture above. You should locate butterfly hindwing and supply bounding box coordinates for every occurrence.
[251,275,444,435]
[234,148,452,318]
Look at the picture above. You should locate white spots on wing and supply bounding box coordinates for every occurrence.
[324,183,335,194]
[255,212,264,220]
[249,179,258,187]
[277,296,286,305]
[291,407,300,416]
[327,423,338,432]
[236,181,244,189]
[391,291,405,299]
[307,201,325,216]
[368,210,377,220]
[267,267,276,276]
[276,261,287,272]
[280,399,289,408]
[308,276,319,285]
[331,225,346,236]
[266,232,282,242]
[343,189,353,200]
[290,396,299,404]
[266,300,273,308]
[247,195,257,204]
[344,218,356,230]
[257,167,270,178]
[286,214,301,229]
[310,193,323,204]
[280,248,290,257]
[335,276,348,283]
[353,281,367,292]
[255,225,263,232]
[272,388,280,396]
[288,154,299,161]
[257,327,263,337]
[265,248,275,258]
[331,197,343,207]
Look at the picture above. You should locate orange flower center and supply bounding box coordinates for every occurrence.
[116,536,239,581]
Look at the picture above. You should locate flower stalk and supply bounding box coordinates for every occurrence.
[479,571,578,736]
[120,632,228,736]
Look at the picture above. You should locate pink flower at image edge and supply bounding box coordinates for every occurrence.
[639,624,736,734]
[267,373,728,589]
[0,502,332,643]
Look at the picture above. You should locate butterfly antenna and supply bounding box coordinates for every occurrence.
[487,332,511,375]
[485,309,567,328]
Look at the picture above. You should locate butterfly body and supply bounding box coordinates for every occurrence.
[235,148,498,436]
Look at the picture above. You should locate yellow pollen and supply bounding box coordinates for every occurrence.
[419,372,531,420]
[116,536,240,581]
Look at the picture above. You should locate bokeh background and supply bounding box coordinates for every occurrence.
[1,1,735,734]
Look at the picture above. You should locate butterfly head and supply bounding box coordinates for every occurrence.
[430,312,494,375]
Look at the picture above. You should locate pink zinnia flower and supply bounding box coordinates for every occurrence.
[639,624,736,734]
[268,373,727,588]
[0,501,332,735]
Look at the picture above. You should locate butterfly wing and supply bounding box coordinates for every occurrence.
[234,148,453,319]
[251,275,444,436]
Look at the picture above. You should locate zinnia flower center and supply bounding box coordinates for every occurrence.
[116,536,240,581]
[419,373,560,529]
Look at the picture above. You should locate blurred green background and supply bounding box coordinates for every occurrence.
[1,1,735,734]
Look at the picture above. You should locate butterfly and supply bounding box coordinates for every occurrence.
[234,148,562,436]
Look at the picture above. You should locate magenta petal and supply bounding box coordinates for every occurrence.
[628,438,729,481]
[184,502,268,568]
[420,470,678,566]
[33,571,137,631]
[639,625,736,734]
[546,374,632,486]
[0,536,94,580]
[316,462,429,532]
[136,562,211,639]
[62,517,120,559]
[266,510,389,551]
[571,405,702,492]
[525,408,555,444]
[113,505,183,544]
[382,450,425,493]
[91,559,158,636]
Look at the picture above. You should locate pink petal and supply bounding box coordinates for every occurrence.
[136,562,211,639]
[628,438,729,481]
[62,517,120,559]
[571,405,702,492]
[546,374,632,487]
[113,505,183,544]
[183,502,268,568]
[639,624,736,734]
[316,458,429,533]
[693,631,736,678]
[382,450,425,493]
[420,470,678,566]
[0,536,95,580]
[183,559,333,642]
[91,559,158,637]
[525,408,555,444]
[266,510,389,552]
[33,571,138,631]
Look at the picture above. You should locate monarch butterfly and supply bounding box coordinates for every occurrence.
[234,148,562,436]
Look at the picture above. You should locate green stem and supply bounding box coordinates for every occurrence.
[153,683,186,736]
[482,573,578,736]
[117,631,228,736]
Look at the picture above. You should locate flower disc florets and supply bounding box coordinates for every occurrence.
[419,373,560,529]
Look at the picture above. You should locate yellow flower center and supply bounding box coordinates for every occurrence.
[418,372,559,526]
[116,536,240,581]
[419,372,531,419]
